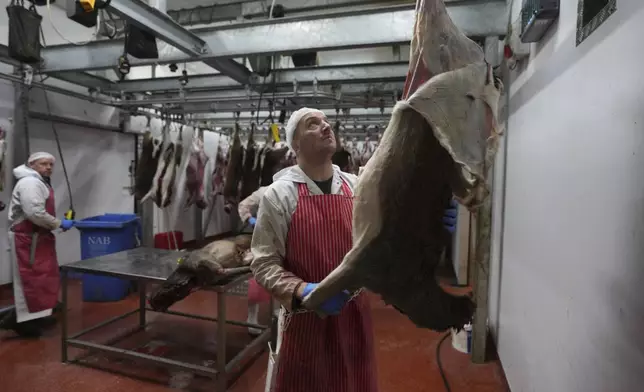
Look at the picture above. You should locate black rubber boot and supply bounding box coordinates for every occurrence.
[0,309,43,338]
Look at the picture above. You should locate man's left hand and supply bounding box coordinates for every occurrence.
[443,199,458,234]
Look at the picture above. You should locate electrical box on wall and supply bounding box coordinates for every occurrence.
[520,0,560,43]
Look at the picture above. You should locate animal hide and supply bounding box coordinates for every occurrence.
[185,132,210,209]
[0,127,6,192]
[240,124,260,200]
[148,237,253,311]
[134,126,163,200]
[259,144,289,186]
[159,129,183,208]
[301,0,503,332]
[222,124,244,214]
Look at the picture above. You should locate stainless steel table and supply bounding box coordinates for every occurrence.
[60,247,273,391]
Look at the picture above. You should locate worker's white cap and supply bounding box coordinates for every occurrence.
[27,152,55,164]
[285,107,325,151]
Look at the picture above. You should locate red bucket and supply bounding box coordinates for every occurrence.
[154,231,184,250]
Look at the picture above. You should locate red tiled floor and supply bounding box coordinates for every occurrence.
[0,281,509,392]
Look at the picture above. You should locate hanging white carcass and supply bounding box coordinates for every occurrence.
[141,123,184,208]
[133,118,164,200]
[185,130,210,209]
[159,126,184,208]
[140,122,169,206]
[301,0,503,332]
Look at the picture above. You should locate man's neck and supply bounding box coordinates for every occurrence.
[298,160,334,182]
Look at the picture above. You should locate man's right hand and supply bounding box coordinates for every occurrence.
[300,283,351,315]
[60,219,74,231]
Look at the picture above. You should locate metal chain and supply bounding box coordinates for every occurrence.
[19,68,32,157]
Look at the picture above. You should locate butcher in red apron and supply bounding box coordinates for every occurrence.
[250,107,378,392]
[0,152,75,338]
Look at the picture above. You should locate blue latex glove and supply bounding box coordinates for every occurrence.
[302,283,351,315]
[248,216,257,226]
[60,219,75,231]
[442,199,458,234]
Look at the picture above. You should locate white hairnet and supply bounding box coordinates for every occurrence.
[28,152,55,164]
[285,107,325,150]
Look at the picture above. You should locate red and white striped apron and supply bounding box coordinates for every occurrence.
[272,180,378,392]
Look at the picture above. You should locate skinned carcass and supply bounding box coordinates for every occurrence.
[222,123,244,214]
[185,130,210,209]
[360,133,375,165]
[301,0,503,332]
[148,235,253,311]
[211,138,227,201]
[133,118,164,200]
[349,137,361,170]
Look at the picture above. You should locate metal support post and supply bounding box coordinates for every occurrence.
[216,293,228,391]
[61,270,69,362]
[139,282,147,328]
[12,66,30,176]
[470,36,501,364]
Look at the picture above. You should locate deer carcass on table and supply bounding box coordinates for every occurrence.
[301,0,503,332]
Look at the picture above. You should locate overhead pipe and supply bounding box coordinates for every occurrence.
[0,71,224,134]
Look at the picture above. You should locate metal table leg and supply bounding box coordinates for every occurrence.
[139,282,147,329]
[61,270,68,363]
[217,292,227,391]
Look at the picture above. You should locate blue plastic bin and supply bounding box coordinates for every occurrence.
[75,213,141,302]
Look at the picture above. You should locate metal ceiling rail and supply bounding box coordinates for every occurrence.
[110,62,410,94]
[107,0,251,84]
[174,99,396,114]
[108,0,208,56]
[40,1,507,73]
[165,99,395,114]
[135,81,403,104]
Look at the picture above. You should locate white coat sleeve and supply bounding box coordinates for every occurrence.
[250,190,304,310]
[238,186,267,222]
[18,179,61,231]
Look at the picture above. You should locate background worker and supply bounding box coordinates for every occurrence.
[0,152,74,338]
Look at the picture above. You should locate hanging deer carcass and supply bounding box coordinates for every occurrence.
[301,0,503,332]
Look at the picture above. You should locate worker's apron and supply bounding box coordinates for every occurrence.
[248,278,272,304]
[265,180,378,392]
[9,185,59,323]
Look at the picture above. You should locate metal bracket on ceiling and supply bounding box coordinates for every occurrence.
[21,66,33,86]
[292,79,299,96]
